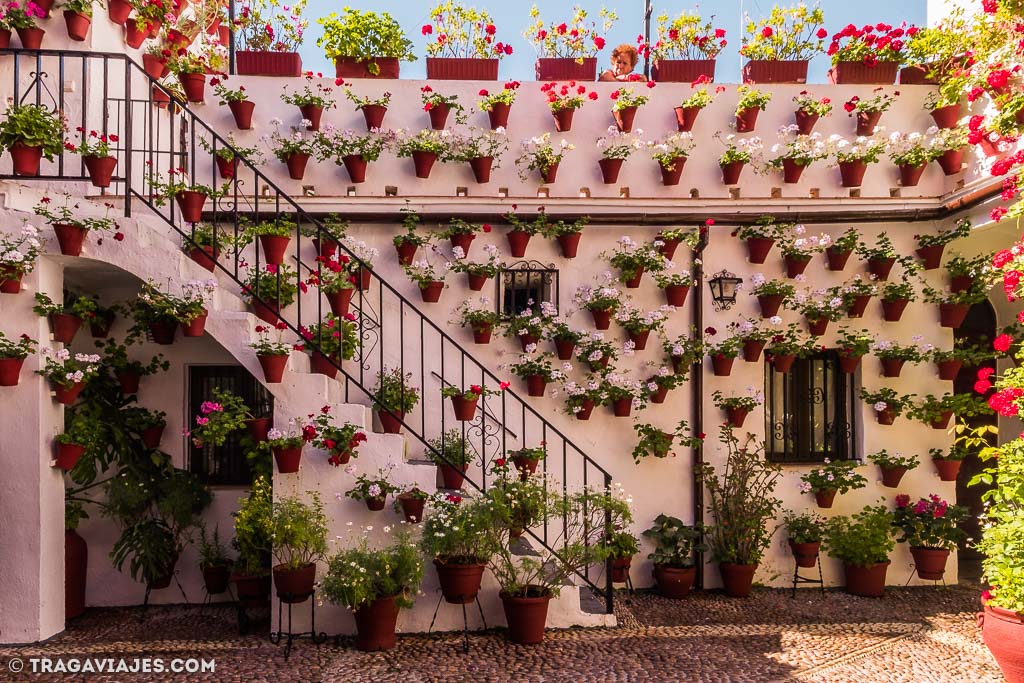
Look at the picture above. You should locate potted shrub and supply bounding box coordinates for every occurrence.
[712,389,764,429]
[321,532,423,651]
[642,514,706,598]
[422,2,512,80]
[394,486,428,523]
[763,126,827,184]
[345,469,401,512]
[539,81,595,132]
[64,128,118,188]
[33,194,118,256]
[572,277,622,330]
[0,223,43,293]
[232,476,273,609]
[36,347,101,405]
[6,0,46,48]
[449,128,509,184]
[240,264,299,324]
[310,406,366,466]
[843,89,898,136]
[647,131,696,186]
[269,493,327,603]
[33,291,97,344]
[343,89,393,131]
[697,428,782,597]
[317,8,416,79]
[648,10,726,82]
[834,327,874,373]
[822,505,895,597]
[0,331,36,386]
[233,0,307,76]
[798,459,867,508]
[296,312,358,378]
[739,3,826,84]
[147,167,226,224]
[888,130,941,188]
[604,529,639,584]
[427,429,477,489]
[54,417,91,470]
[396,129,452,180]
[594,127,640,184]
[860,387,914,426]
[372,367,419,434]
[477,80,521,129]
[515,132,573,184]
[827,23,911,84]
[783,510,825,568]
[421,493,494,604]
[715,132,762,185]
[0,103,64,175]
[867,450,918,488]
[826,132,887,188]
[792,91,832,134]
[734,84,772,132]
[281,72,336,132]
[197,525,233,595]
[524,5,616,81]
[509,347,564,398]
[892,494,967,581]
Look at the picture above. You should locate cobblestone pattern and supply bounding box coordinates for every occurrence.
[0,586,1004,682]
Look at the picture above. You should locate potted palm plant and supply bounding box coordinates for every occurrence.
[317,8,416,79]
[822,505,895,597]
[642,514,706,598]
[270,493,328,603]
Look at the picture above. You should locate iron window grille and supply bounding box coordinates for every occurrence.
[187,365,274,486]
[498,261,559,317]
[765,350,858,464]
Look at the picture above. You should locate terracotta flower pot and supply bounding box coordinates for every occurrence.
[115,370,140,394]
[321,289,352,317]
[148,320,176,345]
[107,0,130,24]
[938,148,964,176]
[826,247,852,271]
[465,271,489,290]
[940,302,969,328]
[611,556,632,583]
[525,375,547,397]
[674,105,701,132]
[246,417,272,443]
[785,256,811,278]
[627,329,651,350]
[846,294,871,318]
[930,411,954,430]
[486,102,511,129]
[49,313,83,344]
[398,494,424,523]
[180,312,207,337]
[907,547,949,581]
[313,237,338,259]
[652,58,715,82]
[17,26,44,49]
[978,601,1024,683]
[553,338,576,361]
[916,244,945,270]
[725,406,749,428]
[867,257,896,280]
[735,107,760,133]
[710,354,734,377]
[930,104,962,129]
[251,299,281,325]
[612,397,632,417]
[9,142,43,176]
[0,266,23,294]
[378,410,404,434]
[232,572,271,605]
[258,234,290,266]
[937,359,962,381]
[789,541,820,569]
[589,308,611,330]
[419,281,444,303]
[450,394,478,421]
[334,154,366,183]
[141,423,165,449]
[794,110,819,135]
[450,232,475,256]
[881,298,908,322]
[838,160,867,187]
[65,529,87,619]
[742,339,765,362]
[353,595,400,652]
[309,350,339,378]
[536,57,596,81]
[0,357,25,386]
[438,462,469,490]
[664,284,690,307]
[64,10,90,40]
[435,560,486,604]
[360,104,387,130]
[53,223,88,256]
[781,159,806,184]
[742,59,808,84]
[658,157,686,186]
[124,22,149,49]
[623,268,645,288]
[574,399,595,420]
[517,333,538,352]
[426,103,450,130]
[471,324,492,344]
[745,237,774,264]
[227,99,254,130]
[82,155,116,188]
[177,72,206,103]
[950,275,974,293]
[284,152,310,180]
[500,590,552,645]
[411,151,437,179]
[756,294,783,318]
[806,317,829,336]
[188,246,218,272]
[879,465,908,488]
[771,353,796,373]
[856,111,882,136]
[202,564,230,595]
[721,160,745,185]
[272,444,303,474]
[53,381,85,405]
[933,458,961,481]
[214,155,238,180]
[506,230,531,258]
[657,235,681,260]
[843,561,890,598]
[541,163,559,184]
[258,354,288,383]
[649,384,668,404]
[838,353,862,374]
[815,489,837,508]
[468,156,493,183]
[551,107,575,132]
[613,106,637,133]
[719,563,758,598]
[174,190,207,223]
[653,565,696,599]
[273,562,316,603]
[829,60,898,85]
[881,358,905,378]
[899,163,927,187]
[56,442,85,471]
[393,240,417,267]
[598,157,623,184]
[875,407,896,425]
[553,232,580,259]
[298,104,323,131]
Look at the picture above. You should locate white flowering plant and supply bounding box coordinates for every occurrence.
[798,459,868,494]
[36,347,101,388]
[778,224,831,259]
[572,276,623,313]
[887,129,942,167]
[262,416,317,450]
[575,332,620,372]
[0,223,44,275]
[395,128,455,158]
[711,387,764,411]
[264,122,319,162]
[341,236,380,268]
[825,133,887,164]
[515,133,573,180]
[320,128,396,162]
[508,346,566,382]
[448,243,503,278]
[502,300,557,339]
[653,267,694,288]
[321,531,424,611]
[452,296,501,330]
[403,258,449,288]
[602,236,670,284]
[714,132,763,165]
[595,126,644,160]
[449,127,509,163]
[614,303,672,334]
[793,286,846,322]
[728,316,777,344]
[749,273,795,298]
[871,337,931,362]
[662,333,703,372]
[764,127,827,169]
[860,386,915,418]
[647,131,696,169]
[420,492,495,565]
[552,376,605,416]
[600,372,647,410]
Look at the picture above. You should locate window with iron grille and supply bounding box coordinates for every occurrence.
[498,261,558,316]
[765,351,858,463]
[188,365,273,486]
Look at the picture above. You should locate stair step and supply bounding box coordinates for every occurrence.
[578,586,610,615]
[510,536,541,557]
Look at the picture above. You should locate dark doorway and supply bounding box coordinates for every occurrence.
[954,301,997,583]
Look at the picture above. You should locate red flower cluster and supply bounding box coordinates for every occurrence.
[975,367,996,395]
[989,386,1024,416]
[827,23,912,63]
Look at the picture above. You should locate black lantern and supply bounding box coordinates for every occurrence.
[708,270,743,311]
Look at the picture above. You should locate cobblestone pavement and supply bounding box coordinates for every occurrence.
[0,585,1004,682]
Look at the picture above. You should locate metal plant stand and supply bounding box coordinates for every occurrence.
[269,590,327,660]
[790,556,825,598]
[141,573,189,620]
[426,592,488,653]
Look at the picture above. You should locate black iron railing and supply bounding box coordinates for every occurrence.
[0,49,615,611]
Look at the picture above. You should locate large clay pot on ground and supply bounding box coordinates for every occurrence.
[843,561,890,597]
[434,560,486,604]
[500,589,552,644]
[978,600,1024,683]
[719,563,758,598]
[232,572,271,605]
[273,562,316,603]
[353,595,401,651]
[65,529,87,619]
[910,547,950,581]
[653,565,696,599]
[788,541,820,569]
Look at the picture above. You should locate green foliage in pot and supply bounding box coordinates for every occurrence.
[270,492,329,571]
[321,531,424,610]
[372,367,420,413]
[696,428,782,566]
[427,428,476,468]
[198,524,233,570]
[642,514,706,568]
[782,510,825,544]
[421,492,495,565]
[317,8,416,73]
[0,330,37,359]
[233,475,273,576]
[94,338,169,377]
[821,504,895,567]
[0,105,65,159]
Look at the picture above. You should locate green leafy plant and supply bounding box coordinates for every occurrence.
[317,8,417,74]
[0,105,65,160]
[270,492,328,571]
[233,476,273,576]
[867,450,919,470]
[372,367,420,414]
[197,524,232,570]
[321,531,424,610]
[522,4,617,60]
[642,514,707,568]
[426,429,476,469]
[822,505,895,567]
[0,330,37,359]
[783,510,825,543]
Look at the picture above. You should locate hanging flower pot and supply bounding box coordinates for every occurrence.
[228,100,255,130]
[180,311,207,337]
[17,26,45,49]
[313,237,338,259]
[258,234,291,266]
[611,397,632,417]
[272,444,303,474]
[556,232,582,258]
[49,313,83,344]
[517,333,538,352]
[649,384,668,404]
[653,565,696,599]
[487,102,511,129]
[251,298,281,325]
[899,163,926,187]
[394,239,417,266]
[757,294,783,318]
[784,256,811,278]
[843,560,890,598]
[450,395,478,421]
[141,423,165,449]
[53,223,88,256]
[177,72,206,103]
[284,152,310,180]
[398,494,424,523]
[435,560,486,604]
[846,294,871,318]
[745,237,774,264]
[806,317,829,336]
[875,407,896,425]
[411,151,437,179]
[838,160,867,187]
[734,107,760,133]
[794,110,819,135]
[725,406,749,428]
[781,159,806,183]
[933,458,961,481]
[623,268,645,288]
[56,442,85,471]
[879,466,908,488]
[856,111,882,136]
[771,353,796,373]
[589,308,612,330]
[613,106,637,133]
[53,381,85,405]
[465,273,487,291]
[148,319,176,345]
[9,142,43,176]
[501,590,552,645]
[838,353,861,374]
[468,156,493,183]
[742,339,765,362]
[937,359,962,381]
[916,244,945,270]
[507,230,531,258]
[674,105,701,132]
[0,266,23,294]
[867,257,896,280]
[598,158,623,184]
[721,160,745,185]
[881,358,905,378]
[541,162,559,183]
[360,104,387,130]
[552,107,575,132]
[326,288,354,317]
[574,399,595,420]
[243,417,271,444]
[214,155,238,180]
[525,375,547,397]
[174,190,207,223]
[257,354,288,383]
[450,232,474,255]
[63,10,90,40]
[298,104,323,131]
[930,104,962,129]
[950,274,974,293]
[814,488,837,508]
[710,354,734,377]
[309,350,339,378]
[881,298,908,322]
[940,302,969,328]
[426,103,450,130]
[419,281,444,303]
[107,0,130,24]
[115,370,140,394]
[124,21,149,48]
[627,329,650,350]
[80,154,117,188]
[663,284,690,307]
[789,541,820,569]
[376,409,403,434]
[937,148,964,176]
[659,157,686,186]
[353,595,401,652]
[930,410,954,430]
[719,562,758,598]
[553,338,576,361]
[826,247,852,271]
[657,235,681,260]
[471,323,492,344]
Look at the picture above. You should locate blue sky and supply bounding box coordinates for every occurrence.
[294,1,926,82]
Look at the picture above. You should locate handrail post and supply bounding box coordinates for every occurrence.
[123,56,132,218]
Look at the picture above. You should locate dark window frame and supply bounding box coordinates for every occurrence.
[497,260,559,317]
[187,365,273,486]
[764,350,858,464]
